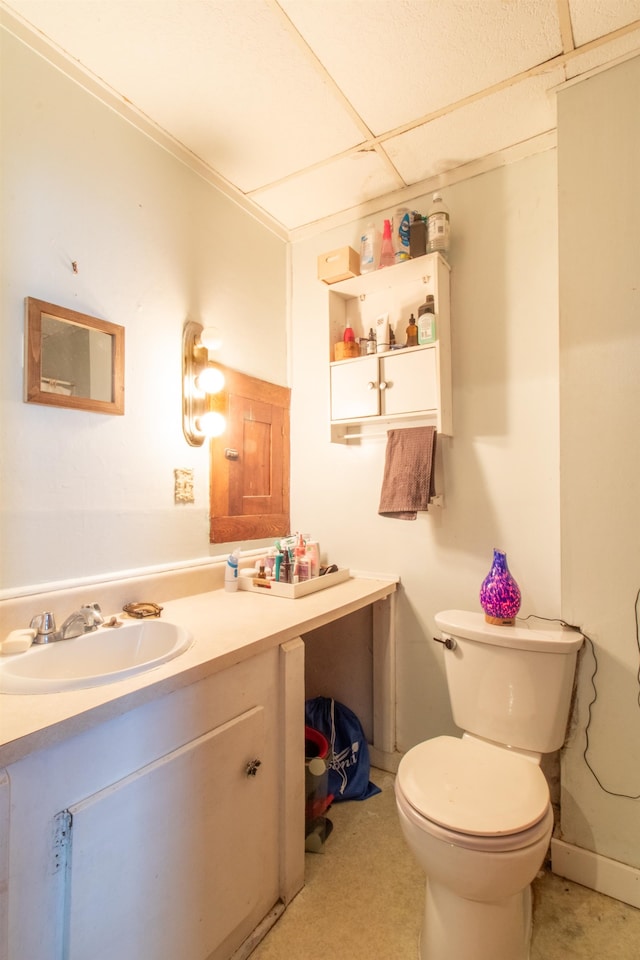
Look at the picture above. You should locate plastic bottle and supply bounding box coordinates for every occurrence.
[280,551,292,584]
[409,213,427,258]
[426,192,450,257]
[225,549,240,592]
[293,533,307,583]
[305,540,320,578]
[264,547,277,578]
[343,323,355,343]
[360,223,377,274]
[378,219,395,269]
[393,207,411,263]
[417,294,436,344]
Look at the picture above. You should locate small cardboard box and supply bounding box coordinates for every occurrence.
[317,246,360,284]
[334,341,361,361]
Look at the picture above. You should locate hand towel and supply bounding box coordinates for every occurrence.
[378,426,437,520]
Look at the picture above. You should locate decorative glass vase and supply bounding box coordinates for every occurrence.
[479,549,521,626]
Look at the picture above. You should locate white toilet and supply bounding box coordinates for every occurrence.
[395,609,583,960]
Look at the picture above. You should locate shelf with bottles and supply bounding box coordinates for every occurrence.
[326,252,452,442]
[327,253,449,360]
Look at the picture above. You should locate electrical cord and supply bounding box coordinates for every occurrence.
[519,586,640,800]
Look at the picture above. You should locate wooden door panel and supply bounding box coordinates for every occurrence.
[210,367,290,543]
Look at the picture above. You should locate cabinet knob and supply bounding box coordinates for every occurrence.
[379,380,388,390]
[245,759,262,777]
[367,381,377,391]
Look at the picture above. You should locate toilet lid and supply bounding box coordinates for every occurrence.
[397,736,549,836]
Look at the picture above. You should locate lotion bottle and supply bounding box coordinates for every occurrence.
[225,550,240,591]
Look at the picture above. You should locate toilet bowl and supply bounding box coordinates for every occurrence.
[396,736,554,960]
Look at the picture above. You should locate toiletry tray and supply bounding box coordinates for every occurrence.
[238,567,350,599]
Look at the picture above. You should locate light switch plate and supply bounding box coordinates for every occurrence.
[174,468,194,504]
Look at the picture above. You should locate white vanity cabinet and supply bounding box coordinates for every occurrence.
[327,253,452,441]
[3,641,304,960]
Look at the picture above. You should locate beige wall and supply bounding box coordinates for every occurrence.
[0,30,287,591]
[558,54,640,870]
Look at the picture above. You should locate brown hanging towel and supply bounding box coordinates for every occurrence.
[378,426,437,520]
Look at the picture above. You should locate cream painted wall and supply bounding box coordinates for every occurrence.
[0,31,287,591]
[289,151,561,751]
[558,55,640,869]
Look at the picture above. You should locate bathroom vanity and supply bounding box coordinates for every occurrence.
[0,574,396,960]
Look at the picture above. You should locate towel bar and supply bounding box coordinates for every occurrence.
[341,429,443,508]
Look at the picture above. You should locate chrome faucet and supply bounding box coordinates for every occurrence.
[29,602,104,644]
[29,610,57,644]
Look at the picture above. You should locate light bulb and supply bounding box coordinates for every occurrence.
[199,326,223,353]
[197,411,226,437]
[195,366,225,394]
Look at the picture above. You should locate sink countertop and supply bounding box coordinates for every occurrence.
[0,574,396,767]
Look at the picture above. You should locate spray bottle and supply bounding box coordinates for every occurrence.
[393,207,411,263]
[379,219,395,268]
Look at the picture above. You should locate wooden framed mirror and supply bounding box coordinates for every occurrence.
[24,298,124,414]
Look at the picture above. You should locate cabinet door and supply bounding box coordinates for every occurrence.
[210,367,290,543]
[330,355,379,420]
[379,347,438,416]
[63,705,276,960]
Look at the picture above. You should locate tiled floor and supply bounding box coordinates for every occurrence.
[251,768,640,960]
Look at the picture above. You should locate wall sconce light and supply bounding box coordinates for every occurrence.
[182,320,226,446]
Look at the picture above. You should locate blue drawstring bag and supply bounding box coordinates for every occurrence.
[305,697,381,802]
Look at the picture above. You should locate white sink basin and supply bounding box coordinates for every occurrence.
[0,619,193,694]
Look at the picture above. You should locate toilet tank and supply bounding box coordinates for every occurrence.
[435,610,584,754]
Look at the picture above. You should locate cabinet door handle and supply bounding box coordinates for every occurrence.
[245,759,262,777]
[367,381,377,391]
[379,380,388,390]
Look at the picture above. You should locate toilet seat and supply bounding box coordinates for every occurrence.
[397,736,550,846]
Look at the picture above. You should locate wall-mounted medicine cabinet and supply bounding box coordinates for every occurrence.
[326,254,452,442]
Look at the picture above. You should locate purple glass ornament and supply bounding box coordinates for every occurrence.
[479,549,521,625]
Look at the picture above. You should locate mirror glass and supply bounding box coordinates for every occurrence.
[25,298,124,414]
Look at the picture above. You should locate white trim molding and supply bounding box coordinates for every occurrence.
[551,838,640,909]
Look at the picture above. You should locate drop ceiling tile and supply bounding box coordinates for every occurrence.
[280,0,563,134]
[385,69,564,185]
[6,0,365,191]
[569,0,640,46]
[249,150,402,231]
